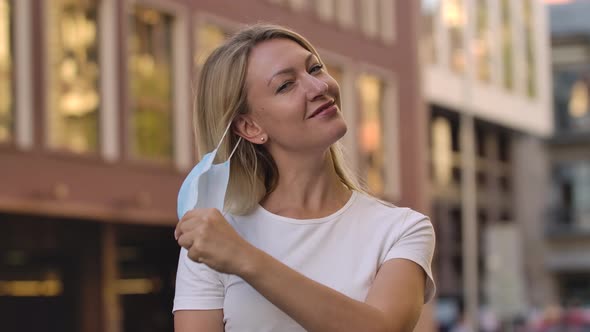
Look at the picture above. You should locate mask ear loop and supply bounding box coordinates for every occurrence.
[216,119,242,161]
[215,120,233,151]
[228,137,242,160]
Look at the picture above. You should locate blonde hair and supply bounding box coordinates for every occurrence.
[195,24,364,215]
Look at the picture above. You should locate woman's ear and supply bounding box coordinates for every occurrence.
[233,114,268,145]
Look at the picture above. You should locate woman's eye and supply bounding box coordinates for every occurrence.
[309,64,323,74]
[277,81,293,93]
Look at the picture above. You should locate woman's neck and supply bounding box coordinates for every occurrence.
[260,149,352,219]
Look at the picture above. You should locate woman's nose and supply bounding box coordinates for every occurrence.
[304,75,329,100]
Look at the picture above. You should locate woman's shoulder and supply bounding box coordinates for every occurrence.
[352,191,430,226]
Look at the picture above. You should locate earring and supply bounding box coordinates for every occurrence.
[260,137,266,142]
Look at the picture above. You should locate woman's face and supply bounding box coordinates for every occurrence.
[244,38,347,153]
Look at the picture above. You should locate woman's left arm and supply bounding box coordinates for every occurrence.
[241,246,426,332]
[176,208,427,332]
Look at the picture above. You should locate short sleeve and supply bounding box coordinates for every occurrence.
[173,247,225,312]
[384,209,436,304]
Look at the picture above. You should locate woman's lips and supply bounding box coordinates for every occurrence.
[309,100,336,119]
[311,104,337,118]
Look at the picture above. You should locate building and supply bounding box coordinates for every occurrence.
[545,0,590,309]
[0,1,430,331]
[419,0,554,330]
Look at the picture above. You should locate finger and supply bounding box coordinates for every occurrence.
[180,209,198,223]
[174,223,184,241]
[177,216,200,238]
[177,232,194,249]
[187,245,204,263]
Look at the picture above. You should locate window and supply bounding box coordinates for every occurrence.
[128,5,174,161]
[523,0,536,97]
[360,0,379,38]
[431,116,453,186]
[569,79,589,119]
[117,225,178,331]
[501,0,513,90]
[358,74,386,195]
[336,0,355,29]
[46,0,100,153]
[0,0,12,142]
[558,274,590,307]
[475,0,491,82]
[552,163,590,230]
[315,0,335,21]
[379,0,395,43]
[553,66,590,133]
[442,0,465,73]
[421,0,440,64]
[195,24,228,69]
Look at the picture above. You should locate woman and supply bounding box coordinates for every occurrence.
[173,24,435,332]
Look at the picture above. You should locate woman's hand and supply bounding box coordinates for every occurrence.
[175,208,255,275]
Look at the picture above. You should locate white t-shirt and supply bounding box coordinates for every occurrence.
[173,191,436,331]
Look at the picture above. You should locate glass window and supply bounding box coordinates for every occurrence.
[552,162,590,230]
[128,6,174,161]
[360,0,379,38]
[46,0,99,153]
[475,0,491,82]
[443,0,465,73]
[336,0,354,29]
[431,116,453,186]
[421,0,440,64]
[558,274,590,307]
[0,217,100,331]
[553,67,590,133]
[195,24,228,69]
[523,0,536,97]
[0,0,12,142]
[117,225,178,331]
[569,79,589,119]
[501,0,513,90]
[315,0,335,21]
[358,74,385,195]
[379,0,395,43]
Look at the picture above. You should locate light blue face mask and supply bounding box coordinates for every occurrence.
[177,122,241,219]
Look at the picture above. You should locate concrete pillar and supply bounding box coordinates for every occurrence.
[461,113,479,331]
[512,135,558,308]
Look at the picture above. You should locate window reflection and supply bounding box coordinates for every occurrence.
[47,0,100,153]
[358,74,385,195]
[336,0,354,29]
[523,0,536,97]
[443,0,465,73]
[501,0,513,90]
[552,162,590,230]
[315,0,335,21]
[569,79,589,119]
[553,67,590,132]
[0,0,12,142]
[195,24,228,68]
[421,0,440,65]
[360,0,379,38]
[475,0,491,82]
[129,6,174,161]
[432,117,453,186]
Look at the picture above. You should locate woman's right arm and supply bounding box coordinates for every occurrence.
[174,309,224,332]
